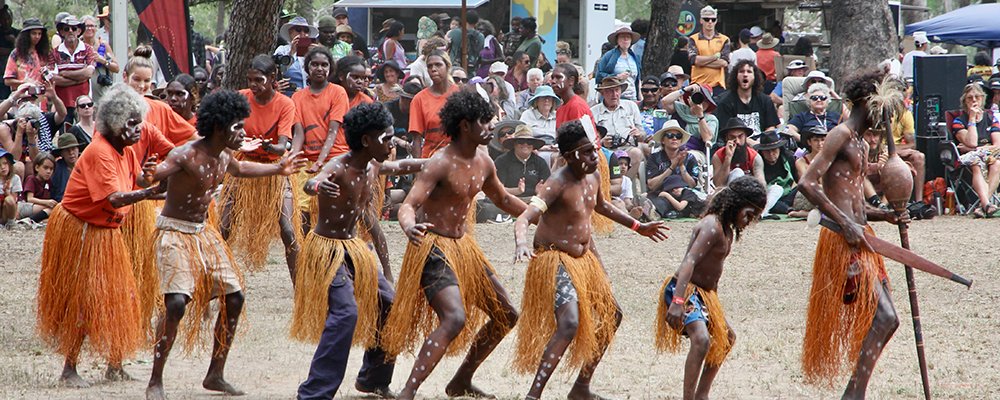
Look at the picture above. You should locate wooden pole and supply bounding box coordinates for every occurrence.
[460,0,468,72]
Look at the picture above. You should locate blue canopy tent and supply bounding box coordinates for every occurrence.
[905,4,1000,48]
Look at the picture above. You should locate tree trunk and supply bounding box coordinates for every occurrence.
[293,0,314,25]
[222,0,284,90]
[216,0,227,40]
[901,0,927,28]
[643,0,683,76]
[828,0,897,85]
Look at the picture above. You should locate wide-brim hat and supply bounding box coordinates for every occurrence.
[758,33,778,49]
[490,120,526,151]
[377,61,404,81]
[719,117,753,138]
[336,24,354,37]
[667,65,689,80]
[54,132,82,152]
[597,76,628,90]
[662,175,688,193]
[22,18,46,31]
[651,119,691,144]
[682,84,717,114]
[754,130,785,151]
[804,70,833,87]
[503,125,545,150]
[786,59,808,70]
[280,16,319,41]
[527,85,562,108]
[607,26,640,44]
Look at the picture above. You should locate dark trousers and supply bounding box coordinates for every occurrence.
[297,261,396,400]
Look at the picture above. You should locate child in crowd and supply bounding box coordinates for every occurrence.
[0,149,22,228]
[657,175,706,219]
[17,152,57,226]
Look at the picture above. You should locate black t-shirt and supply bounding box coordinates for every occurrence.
[762,152,798,188]
[494,151,550,197]
[715,91,780,138]
[675,188,705,217]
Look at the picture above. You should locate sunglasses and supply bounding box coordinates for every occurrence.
[809,95,828,101]
[661,81,678,88]
[77,102,94,109]
[61,25,81,32]
[702,18,717,22]
[664,133,684,140]
[641,88,658,93]
[453,77,468,83]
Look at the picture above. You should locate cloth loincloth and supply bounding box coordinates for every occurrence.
[654,276,732,367]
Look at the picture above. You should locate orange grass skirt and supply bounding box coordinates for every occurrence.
[802,226,888,386]
[382,232,507,357]
[37,206,141,364]
[290,234,379,347]
[593,151,614,235]
[121,199,161,340]
[512,249,617,373]
[654,277,732,367]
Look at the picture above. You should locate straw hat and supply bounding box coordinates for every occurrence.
[758,33,779,49]
[651,120,691,144]
[596,76,628,91]
[503,124,545,150]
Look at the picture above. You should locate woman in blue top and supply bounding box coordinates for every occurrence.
[596,26,642,101]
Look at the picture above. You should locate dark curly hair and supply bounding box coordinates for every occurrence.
[842,68,886,108]
[726,59,764,94]
[14,26,49,63]
[556,120,589,154]
[344,102,394,152]
[303,45,334,82]
[196,89,251,138]
[438,90,494,140]
[703,176,767,241]
[333,55,365,85]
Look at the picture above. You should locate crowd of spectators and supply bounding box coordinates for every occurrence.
[1,4,999,230]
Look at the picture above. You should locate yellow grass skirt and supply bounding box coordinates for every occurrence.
[593,150,614,235]
[654,278,732,367]
[121,199,162,339]
[219,157,302,272]
[512,249,618,373]
[37,206,141,364]
[152,220,244,353]
[290,234,379,348]
[802,226,887,386]
[382,232,506,357]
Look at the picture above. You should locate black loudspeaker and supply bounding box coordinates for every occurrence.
[913,54,967,180]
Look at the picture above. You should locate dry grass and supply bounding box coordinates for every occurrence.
[1,216,998,399]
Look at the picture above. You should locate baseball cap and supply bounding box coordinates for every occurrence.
[700,6,717,18]
[749,26,763,38]
[642,75,660,86]
[490,61,508,75]
[786,59,808,70]
[332,7,348,18]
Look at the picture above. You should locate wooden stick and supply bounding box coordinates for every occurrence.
[897,223,932,400]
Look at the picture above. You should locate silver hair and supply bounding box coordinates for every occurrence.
[15,102,42,120]
[97,83,148,136]
[527,68,543,80]
[80,15,98,25]
[807,82,830,96]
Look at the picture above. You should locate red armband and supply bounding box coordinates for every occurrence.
[312,180,321,194]
[631,220,640,231]
[671,296,685,305]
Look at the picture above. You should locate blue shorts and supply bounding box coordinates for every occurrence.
[663,277,708,326]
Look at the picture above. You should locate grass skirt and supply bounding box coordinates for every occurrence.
[153,220,243,354]
[593,151,614,235]
[382,232,506,357]
[654,277,732,367]
[37,206,141,364]
[121,199,162,340]
[802,226,887,386]
[219,156,302,272]
[290,234,379,348]
[512,249,617,373]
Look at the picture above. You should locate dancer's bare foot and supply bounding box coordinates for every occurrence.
[145,384,166,400]
[445,381,496,399]
[59,367,90,389]
[203,375,245,396]
[567,384,613,400]
[355,382,398,399]
[105,365,135,381]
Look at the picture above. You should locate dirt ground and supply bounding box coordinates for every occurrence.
[1,216,998,399]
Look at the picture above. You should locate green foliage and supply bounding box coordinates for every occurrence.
[8,0,95,25]
[617,0,650,22]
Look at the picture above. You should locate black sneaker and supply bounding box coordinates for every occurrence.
[907,201,937,220]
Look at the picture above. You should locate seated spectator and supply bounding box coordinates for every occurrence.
[638,76,661,135]
[891,107,930,214]
[0,148,20,227]
[66,94,95,151]
[592,76,645,184]
[487,119,524,160]
[657,72,680,100]
[515,67,544,112]
[495,124,550,197]
[715,59,779,141]
[786,83,840,143]
[610,149,643,217]
[519,85,560,165]
[48,133,80,202]
[595,125,625,198]
[0,81,68,157]
[755,130,798,216]
[659,83,719,189]
[374,61,404,102]
[728,29,756,73]
[654,174,706,219]
[789,125,826,217]
[16,151,55,226]
[712,117,765,188]
[645,120,701,211]
[951,83,1000,217]
[486,73,518,120]
[770,59,809,107]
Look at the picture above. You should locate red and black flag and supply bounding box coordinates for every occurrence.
[132,0,192,81]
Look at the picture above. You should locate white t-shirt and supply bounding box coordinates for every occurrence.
[2,174,22,197]
[900,50,926,80]
[620,175,634,200]
[729,47,757,72]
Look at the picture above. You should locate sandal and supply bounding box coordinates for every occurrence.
[984,204,999,218]
[972,207,986,219]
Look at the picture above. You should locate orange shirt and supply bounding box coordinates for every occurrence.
[61,133,140,228]
[330,91,374,157]
[291,83,349,162]
[240,89,296,161]
[409,85,459,158]
[134,122,175,162]
[144,97,196,146]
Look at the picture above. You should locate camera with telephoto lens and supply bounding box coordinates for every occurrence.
[609,134,630,149]
[690,89,705,105]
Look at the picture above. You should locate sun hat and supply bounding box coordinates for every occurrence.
[681,84,717,113]
[53,133,82,153]
[753,130,785,151]
[786,59,808,70]
[489,61,508,75]
[490,120,526,152]
[651,119,691,144]
[377,61,404,82]
[719,117,753,138]
[57,14,83,31]
[22,18,45,31]
[280,16,318,41]
[758,33,779,49]
[503,124,545,150]
[667,65,689,80]
[596,76,628,91]
[804,70,833,87]
[606,25,640,44]
[526,85,563,108]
